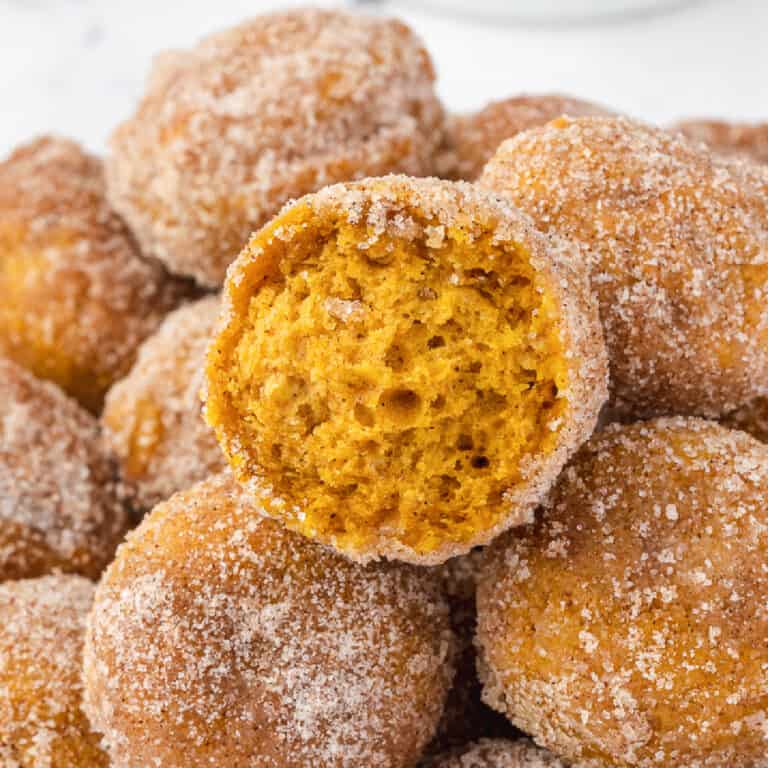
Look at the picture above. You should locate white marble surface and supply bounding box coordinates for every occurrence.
[0,0,766,156]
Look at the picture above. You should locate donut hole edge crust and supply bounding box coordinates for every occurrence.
[0,357,130,582]
[205,175,608,564]
[479,115,768,420]
[0,574,109,767]
[83,473,456,768]
[105,9,446,288]
[101,294,227,514]
[672,119,768,165]
[476,417,768,767]
[437,93,613,182]
[0,135,193,413]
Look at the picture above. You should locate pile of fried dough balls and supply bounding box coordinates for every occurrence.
[3,8,768,768]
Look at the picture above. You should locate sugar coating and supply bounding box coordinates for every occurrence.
[672,120,768,165]
[0,574,108,767]
[424,739,567,768]
[427,552,516,756]
[102,295,226,514]
[437,94,611,181]
[480,116,768,419]
[106,9,445,287]
[477,417,768,767]
[205,175,608,565]
[0,358,129,581]
[0,135,192,412]
[84,473,456,768]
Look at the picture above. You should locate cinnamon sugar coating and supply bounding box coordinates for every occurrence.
[477,418,768,767]
[102,295,226,514]
[106,9,445,287]
[425,739,566,768]
[0,136,192,412]
[672,119,768,165]
[0,358,129,581]
[480,116,768,418]
[0,575,108,767]
[205,175,607,564]
[437,94,611,181]
[428,552,517,755]
[84,473,455,768]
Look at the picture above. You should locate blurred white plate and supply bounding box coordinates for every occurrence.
[408,0,697,22]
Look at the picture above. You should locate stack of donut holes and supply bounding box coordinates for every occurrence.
[2,8,768,768]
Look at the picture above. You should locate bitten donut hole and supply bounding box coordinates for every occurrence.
[209,188,578,560]
[219,218,572,555]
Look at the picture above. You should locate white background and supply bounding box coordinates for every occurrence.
[0,0,766,157]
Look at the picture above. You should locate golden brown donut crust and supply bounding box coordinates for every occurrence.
[205,175,607,565]
[437,94,612,181]
[102,295,226,514]
[672,119,768,165]
[106,9,445,287]
[84,473,455,768]
[0,358,129,581]
[480,116,768,418]
[0,575,108,767]
[0,136,191,412]
[477,418,768,767]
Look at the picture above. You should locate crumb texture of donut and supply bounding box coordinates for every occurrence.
[106,9,445,287]
[83,473,455,768]
[0,358,129,581]
[424,738,567,768]
[0,135,191,412]
[205,176,607,563]
[0,575,109,767]
[477,417,768,767]
[102,294,226,513]
[480,116,768,419]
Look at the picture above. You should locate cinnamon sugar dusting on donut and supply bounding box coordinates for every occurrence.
[477,418,768,767]
[437,94,612,180]
[0,135,192,412]
[0,575,108,766]
[102,295,226,513]
[84,473,455,767]
[427,553,517,755]
[106,9,445,287]
[480,116,768,419]
[672,119,768,165]
[0,358,129,581]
